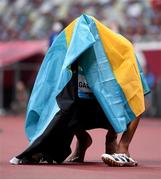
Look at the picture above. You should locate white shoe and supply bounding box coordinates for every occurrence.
[101,153,138,167]
[10,157,21,165]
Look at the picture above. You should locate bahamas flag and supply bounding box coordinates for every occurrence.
[16,14,150,163]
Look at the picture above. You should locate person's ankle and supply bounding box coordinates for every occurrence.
[105,138,118,154]
[117,143,130,156]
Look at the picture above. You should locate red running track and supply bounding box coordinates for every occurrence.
[0,116,161,179]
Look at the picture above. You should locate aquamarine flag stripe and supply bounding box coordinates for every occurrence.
[25,31,69,142]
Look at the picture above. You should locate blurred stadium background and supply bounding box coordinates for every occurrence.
[0,0,161,117]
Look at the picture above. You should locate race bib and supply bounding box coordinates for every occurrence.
[78,73,94,99]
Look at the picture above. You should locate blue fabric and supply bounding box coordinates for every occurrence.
[25,31,68,142]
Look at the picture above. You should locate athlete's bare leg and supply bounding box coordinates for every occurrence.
[116,115,141,156]
[105,129,118,154]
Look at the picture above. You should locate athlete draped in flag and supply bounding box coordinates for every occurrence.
[10,14,150,167]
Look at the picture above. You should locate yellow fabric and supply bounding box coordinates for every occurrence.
[93,18,145,117]
[65,19,77,47]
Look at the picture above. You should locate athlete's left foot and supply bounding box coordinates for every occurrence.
[67,131,92,162]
